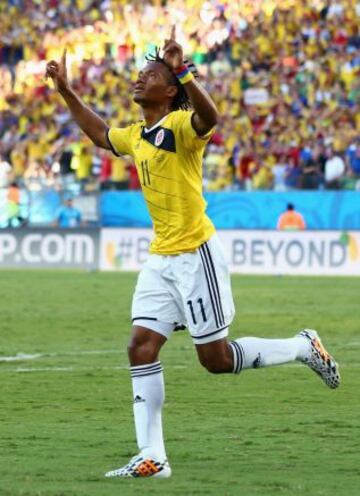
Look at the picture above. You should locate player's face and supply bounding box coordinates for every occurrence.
[133,62,176,106]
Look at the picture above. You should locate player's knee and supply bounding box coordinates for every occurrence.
[127,334,158,364]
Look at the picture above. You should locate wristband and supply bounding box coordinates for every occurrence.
[174,65,194,85]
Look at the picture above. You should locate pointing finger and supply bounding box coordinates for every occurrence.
[61,48,67,64]
[170,25,176,40]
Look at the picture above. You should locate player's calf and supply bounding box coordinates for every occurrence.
[196,338,234,374]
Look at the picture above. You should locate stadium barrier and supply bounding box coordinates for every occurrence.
[100,191,360,230]
[1,228,359,276]
[2,189,360,229]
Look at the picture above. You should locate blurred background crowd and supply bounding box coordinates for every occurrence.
[1,0,360,202]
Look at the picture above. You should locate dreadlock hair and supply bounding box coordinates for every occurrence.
[145,47,199,111]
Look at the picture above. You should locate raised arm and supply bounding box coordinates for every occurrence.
[45,49,110,149]
[163,26,218,135]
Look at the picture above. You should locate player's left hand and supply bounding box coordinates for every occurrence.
[163,25,183,71]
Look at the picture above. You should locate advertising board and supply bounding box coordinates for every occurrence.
[100,228,360,276]
[0,228,99,270]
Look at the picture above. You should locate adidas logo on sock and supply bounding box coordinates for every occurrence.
[134,395,146,403]
[252,353,261,369]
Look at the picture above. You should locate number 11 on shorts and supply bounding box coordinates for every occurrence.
[187,298,207,325]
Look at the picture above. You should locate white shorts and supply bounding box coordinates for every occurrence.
[132,233,235,344]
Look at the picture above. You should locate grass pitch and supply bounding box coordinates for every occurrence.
[0,270,359,496]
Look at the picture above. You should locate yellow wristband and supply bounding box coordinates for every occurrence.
[178,71,194,85]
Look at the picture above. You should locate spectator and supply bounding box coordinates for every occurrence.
[110,156,130,190]
[23,161,48,191]
[346,137,360,177]
[99,149,112,187]
[299,158,322,190]
[238,145,257,191]
[324,147,346,189]
[6,181,25,227]
[127,161,141,190]
[58,141,74,176]
[272,154,288,191]
[74,145,93,188]
[210,51,232,77]
[277,203,306,231]
[10,144,26,179]
[204,145,231,191]
[284,157,302,190]
[0,157,12,189]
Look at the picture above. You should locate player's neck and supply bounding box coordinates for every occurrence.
[142,106,171,129]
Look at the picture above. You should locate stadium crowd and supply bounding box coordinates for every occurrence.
[1,0,360,194]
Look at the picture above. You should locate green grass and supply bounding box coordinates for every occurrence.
[0,270,359,496]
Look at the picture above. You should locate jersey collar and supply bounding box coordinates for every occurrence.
[143,114,170,134]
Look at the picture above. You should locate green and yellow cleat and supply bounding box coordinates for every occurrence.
[105,454,171,479]
[298,329,340,389]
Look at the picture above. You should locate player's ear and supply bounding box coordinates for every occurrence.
[166,85,178,99]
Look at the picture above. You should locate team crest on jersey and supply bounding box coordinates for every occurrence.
[141,126,176,152]
[155,129,165,147]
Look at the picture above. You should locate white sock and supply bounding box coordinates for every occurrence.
[230,336,310,372]
[130,361,167,461]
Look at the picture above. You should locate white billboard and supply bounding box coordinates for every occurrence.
[224,230,360,275]
[100,228,360,276]
[0,229,99,269]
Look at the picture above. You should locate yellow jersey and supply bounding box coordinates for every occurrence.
[107,110,215,255]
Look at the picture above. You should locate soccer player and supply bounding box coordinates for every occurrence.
[46,27,340,479]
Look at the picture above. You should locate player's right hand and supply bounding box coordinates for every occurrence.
[45,49,68,92]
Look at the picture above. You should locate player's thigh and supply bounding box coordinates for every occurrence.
[175,234,235,344]
[132,254,184,340]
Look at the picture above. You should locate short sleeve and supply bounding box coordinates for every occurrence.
[173,111,215,151]
[106,126,134,157]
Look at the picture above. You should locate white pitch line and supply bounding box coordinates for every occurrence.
[343,341,360,347]
[0,365,126,374]
[0,364,189,374]
[0,353,43,362]
[15,366,76,372]
[0,349,120,362]
[52,349,121,357]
